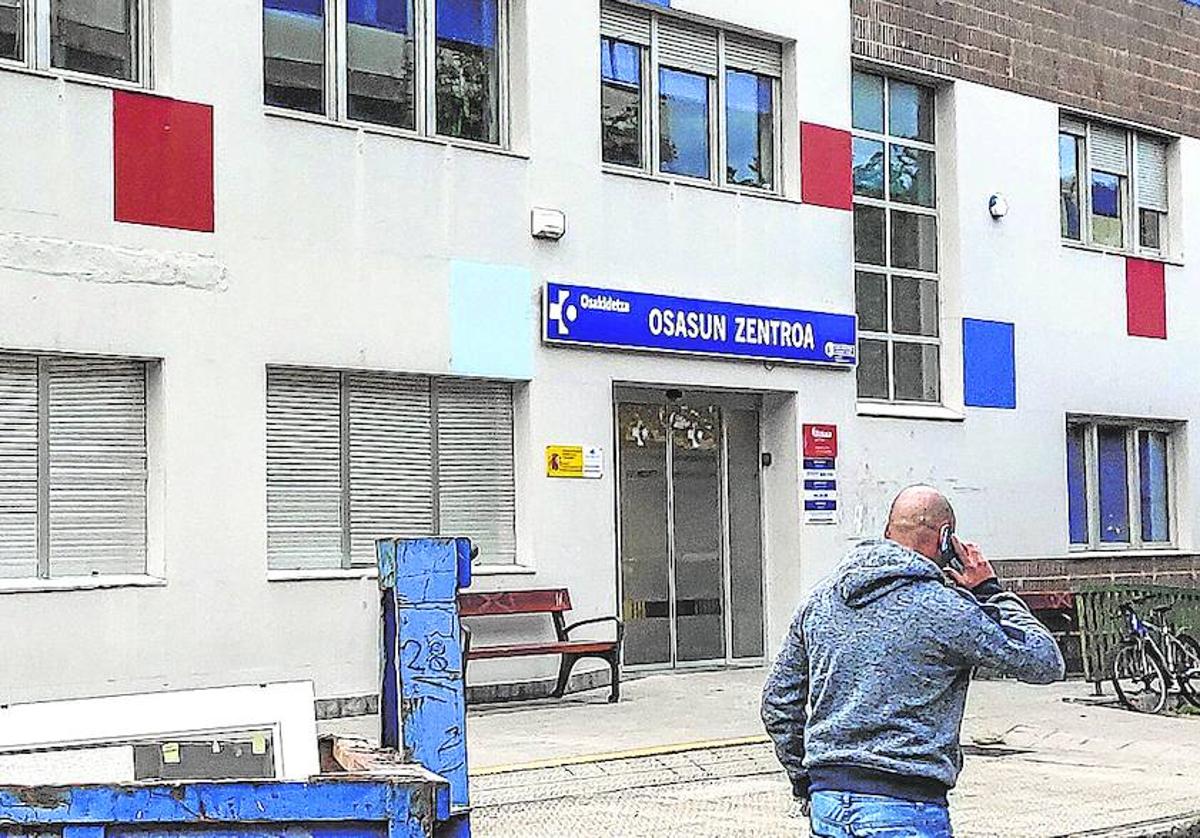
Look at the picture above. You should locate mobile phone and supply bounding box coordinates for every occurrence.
[939,525,964,573]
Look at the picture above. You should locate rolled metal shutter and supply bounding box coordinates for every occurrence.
[1090,123,1129,175]
[435,379,517,565]
[725,32,782,77]
[266,368,344,570]
[1059,114,1086,136]
[600,1,650,45]
[347,372,435,567]
[46,357,147,577]
[0,354,39,579]
[657,17,718,75]
[1136,134,1169,211]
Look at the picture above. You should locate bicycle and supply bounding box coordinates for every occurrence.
[1109,596,1200,714]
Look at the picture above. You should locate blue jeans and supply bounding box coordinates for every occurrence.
[809,791,953,838]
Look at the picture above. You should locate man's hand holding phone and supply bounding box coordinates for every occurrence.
[945,536,997,590]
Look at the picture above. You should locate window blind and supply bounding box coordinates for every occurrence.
[1090,123,1129,175]
[1136,134,1169,211]
[725,32,782,77]
[600,1,650,45]
[0,354,39,579]
[347,372,435,567]
[657,16,718,76]
[435,378,517,565]
[46,356,147,577]
[266,368,344,571]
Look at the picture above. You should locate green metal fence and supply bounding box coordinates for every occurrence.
[1076,584,1200,685]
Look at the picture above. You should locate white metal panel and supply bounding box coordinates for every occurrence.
[347,372,435,567]
[657,17,718,76]
[435,379,517,565]
[0,354,38,580]
[46,357,147,577]
[1136,134,1169,211]
[724,32,782,77]
[266,368,343,571]
[600,1,650,45]
[1090,123,1129,175]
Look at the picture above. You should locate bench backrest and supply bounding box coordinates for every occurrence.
[459,588,572,617]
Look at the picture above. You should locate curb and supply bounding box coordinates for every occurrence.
[1056,812,1200,838]
[471,734,771,776]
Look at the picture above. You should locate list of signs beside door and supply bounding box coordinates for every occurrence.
[543,283,857,367]
[803,424,838,525]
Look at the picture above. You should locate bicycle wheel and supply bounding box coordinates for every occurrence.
[1111,643,1170,714]
[1174,633,1200,708]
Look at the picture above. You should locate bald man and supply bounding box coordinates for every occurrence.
[762,486,1064,838]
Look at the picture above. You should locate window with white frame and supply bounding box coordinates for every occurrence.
[599,1,782,191]
[852,70,940,404]
[263,0,507,146]
[266,368,517,570]
[0,352,150,581]
[1059,115,1171,255]
[1066,418,1177,550]
[0,0,144,82]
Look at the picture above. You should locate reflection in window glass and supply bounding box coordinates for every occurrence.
[1066,425,1088,545]
[892,342,939,402]
[851,71,884,133]
[888,80,934,142]
[264,0,326,113]
[857,339,889,400]
[854,205,885,266]
[890,211,937,272]
[1059,133,1081,240]
[1139,431,1170,543]
[891,276,938,337]
[347,0,416,129]
[52,0,136,80]
[436,0,500,144]
[725,69,774,188]
[1097,427,1129,543]
[601,38,642,168]
[659,68,710,179]
[1091,171,1124,248]
[852,137,884,199]
[1139,208,1162,251]
[855,271,887,333]
[0,0,22,61]
[889,144,934,207]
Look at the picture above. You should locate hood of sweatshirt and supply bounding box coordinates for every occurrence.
[836,539,945,608]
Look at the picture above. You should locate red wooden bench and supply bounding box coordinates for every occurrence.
[458,588,624,703]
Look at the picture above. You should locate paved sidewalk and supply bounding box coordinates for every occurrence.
[464,669,1200,837]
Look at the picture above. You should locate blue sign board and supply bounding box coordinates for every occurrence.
[544,283,857,367]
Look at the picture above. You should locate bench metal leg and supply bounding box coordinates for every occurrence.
[605,649,620,703]
[553,653,580,698]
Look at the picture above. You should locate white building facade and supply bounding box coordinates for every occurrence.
[1,0,1197,705]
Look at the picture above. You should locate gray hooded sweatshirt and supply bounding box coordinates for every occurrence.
[761,539,1064,802]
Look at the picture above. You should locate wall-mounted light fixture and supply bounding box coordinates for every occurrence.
[988,193,1009,220]
[531,207,567,240]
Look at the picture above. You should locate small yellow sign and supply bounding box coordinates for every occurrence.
[546,445,585,478]
[161,742,181,764]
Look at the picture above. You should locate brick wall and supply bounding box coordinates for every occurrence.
[998,553,1200,592]
[851,0,1200,138]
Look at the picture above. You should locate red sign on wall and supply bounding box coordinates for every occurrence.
[803,424,838,459]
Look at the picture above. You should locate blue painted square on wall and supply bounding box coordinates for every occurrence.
[963,318,1016,409]
[449,261,534,379]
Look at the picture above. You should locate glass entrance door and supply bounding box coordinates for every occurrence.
[616,395,764,669]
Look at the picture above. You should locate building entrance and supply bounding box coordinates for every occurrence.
[615,388,765,669]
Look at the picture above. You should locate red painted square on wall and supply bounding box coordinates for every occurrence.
[114,91,214,233]
[1126,257,1166,339]
[800,123,852,211]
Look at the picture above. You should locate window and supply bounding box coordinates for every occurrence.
[1066,419,1177,549]
[266,368,517,570]
[264,0,507,145]
[598,1,782,191]
[0,0,143,82]
[852,71,940,404]
[0,353,150,580]
[1059,116,1171,255]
